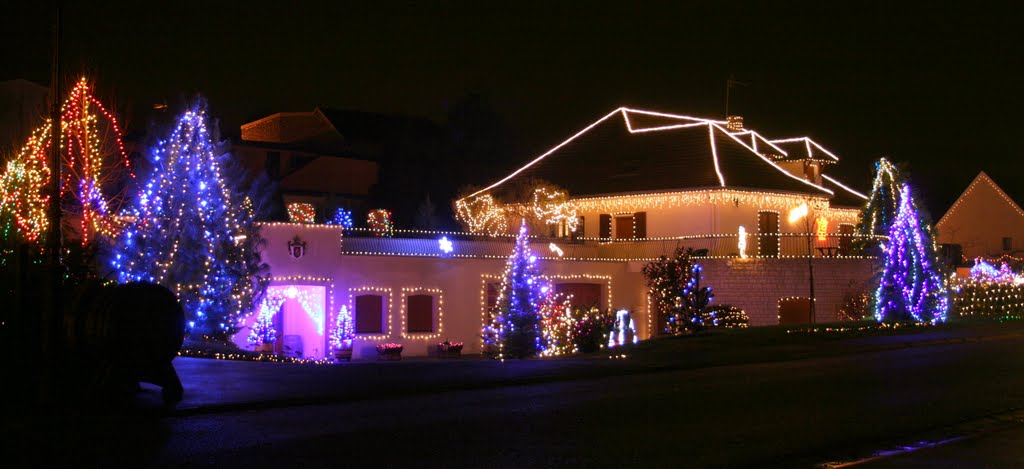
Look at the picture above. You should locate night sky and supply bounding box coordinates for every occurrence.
[2,1,1020,216]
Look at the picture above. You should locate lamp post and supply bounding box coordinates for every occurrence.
[789,202,816,325]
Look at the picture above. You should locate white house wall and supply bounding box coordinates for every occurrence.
[243,223,878,360]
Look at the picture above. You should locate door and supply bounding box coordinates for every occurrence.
[758,211,780,257]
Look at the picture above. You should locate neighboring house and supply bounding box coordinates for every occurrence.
[237,107,877,360]
[936,171,1024,261]
[239,107,442,223]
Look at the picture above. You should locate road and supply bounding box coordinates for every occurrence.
[10,336,1024,468]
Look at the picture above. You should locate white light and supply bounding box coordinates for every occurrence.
[285,285,298,299]
[738,225,748,259]
[549,243,564,257]
[789,203,809,224]
[438,236,454,254]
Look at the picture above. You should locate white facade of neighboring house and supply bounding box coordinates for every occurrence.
[937,171,1024,260]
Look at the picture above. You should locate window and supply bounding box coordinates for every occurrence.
[406,294,434,333]
[1003,237,1013,252]
[614,216,633,240]
[599,214,611,239]
[778,297,812,325]
[555,283,602,309]
[354,294,384,334]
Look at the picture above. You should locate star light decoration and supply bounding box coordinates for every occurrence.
[438,236,454,254]
[0,78,132,245]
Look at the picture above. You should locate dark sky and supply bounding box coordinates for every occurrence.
[2,1,1020,216]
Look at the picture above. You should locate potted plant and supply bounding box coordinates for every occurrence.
[376,343,404,361]
[436,339,464,358]
[248,312,277,354]
[330,305,356,362]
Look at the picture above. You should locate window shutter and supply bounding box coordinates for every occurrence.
[599,214,611,239]
[407,294,433,333]
[355,295,384,334]
[633,212,647,239]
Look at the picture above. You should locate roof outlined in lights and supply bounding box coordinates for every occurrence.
[463,107,864,202]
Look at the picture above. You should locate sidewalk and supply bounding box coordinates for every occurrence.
[150,320,1024,415]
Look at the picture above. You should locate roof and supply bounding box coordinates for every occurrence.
[469,107,836,200]
[280,156,379,196]
[937,171,1024,228]
[316,108,442,142]
[766,136,841,162]
[821,174,868,208]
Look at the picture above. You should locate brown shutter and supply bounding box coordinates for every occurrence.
[633,212,647,239]
[407,294,433,333]
[599,214,611,239]
[355,295,384,333]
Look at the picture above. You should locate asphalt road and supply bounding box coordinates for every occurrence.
[11,337,1024,468]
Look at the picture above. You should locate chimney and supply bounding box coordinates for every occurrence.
[726,115,744,131]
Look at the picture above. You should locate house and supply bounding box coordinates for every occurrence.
[456,108,868,256]
[234,107,877,360]
[936,171,1024,261]
[238,107,443,224]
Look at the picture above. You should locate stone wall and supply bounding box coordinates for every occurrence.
[699,257,877,326]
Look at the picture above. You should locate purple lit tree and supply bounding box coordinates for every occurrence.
[486,219,546,358]
[874,183,949,323]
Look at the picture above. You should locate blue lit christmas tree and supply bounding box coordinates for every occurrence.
[113,102,266,341]
[486,219,546,358]
[875,183,949,324]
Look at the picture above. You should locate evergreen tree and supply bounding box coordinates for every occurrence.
[858,158,904,237]
[874,183,949,323]
[486,220,545,358]
[113,102,267,342]
[642,246,711,334]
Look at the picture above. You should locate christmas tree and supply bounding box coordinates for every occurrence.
[858,158,904,237]
[642,246,711,334]
[874,183,949,323]
[113,102,267,341]
[486,220,546,358]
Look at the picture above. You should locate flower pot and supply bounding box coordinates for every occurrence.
[377,352,402,361]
